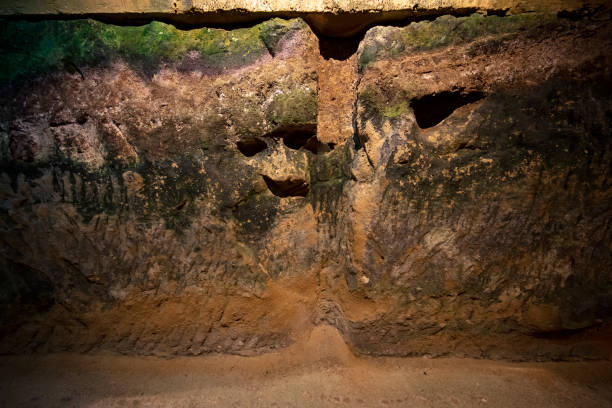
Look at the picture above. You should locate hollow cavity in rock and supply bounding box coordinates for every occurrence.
[411,90,485,129]
[237,138,268,157]
[262,175,309,197]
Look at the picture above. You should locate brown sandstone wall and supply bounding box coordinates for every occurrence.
[0,2,610,360]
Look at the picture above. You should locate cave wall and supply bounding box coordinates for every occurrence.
[0,3,610,360]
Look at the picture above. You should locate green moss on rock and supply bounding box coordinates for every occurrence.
[356,87,412,130]
[258,18,306,55]
[266,87,318,126]
[381,101,412,118]
[359,12,556,70]
[0,18,305,83]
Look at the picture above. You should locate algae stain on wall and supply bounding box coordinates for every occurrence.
[0,17,304,82]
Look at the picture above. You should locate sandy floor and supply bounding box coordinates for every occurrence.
[1,326,611,408]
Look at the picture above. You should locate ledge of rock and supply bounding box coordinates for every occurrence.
[0,0,608,37]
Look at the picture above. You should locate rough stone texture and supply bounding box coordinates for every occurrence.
[1,0,598,16]
[316,55,358,145]
[342,10,612,359]
[2,0,610,37]
[0,6,611,360]
[0,18,324,356]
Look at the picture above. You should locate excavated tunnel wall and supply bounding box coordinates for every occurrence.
[0,1,611,360]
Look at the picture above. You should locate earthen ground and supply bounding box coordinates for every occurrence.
[1,326,611,408]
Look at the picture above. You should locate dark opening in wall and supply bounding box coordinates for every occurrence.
[267,124,333,154]
[486,8,509,16]
[411,90,484,129]
[262,175,309,197]
[288,134,334,154]
[237,138,267,157]
[282,127,317,150]
[318,33,365,60]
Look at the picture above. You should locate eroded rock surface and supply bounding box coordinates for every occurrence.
[0,7,611,360]
[343,10,612,359]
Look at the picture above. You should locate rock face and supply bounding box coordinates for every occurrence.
[2,0,609,37]
[0,6,611,360]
